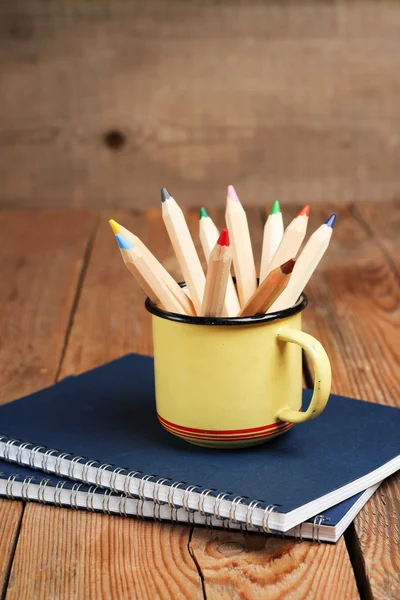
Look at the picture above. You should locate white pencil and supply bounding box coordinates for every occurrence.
[115,234,185,314]
[268,215,336,312]
[161,188,205,314]
[225,185,257,306]
[201,229,232,317]
[260,200,284,282]
[199,207,240,317]
[109,219,195,316]
[264,205,310,279]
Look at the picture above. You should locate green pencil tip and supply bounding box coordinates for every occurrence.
[270,200,281,215]
[199,207,209,219]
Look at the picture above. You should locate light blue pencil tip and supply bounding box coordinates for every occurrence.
[324,214,336,228]
[115,234,134,250]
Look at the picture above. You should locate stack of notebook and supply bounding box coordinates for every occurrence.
[0,354,399,543]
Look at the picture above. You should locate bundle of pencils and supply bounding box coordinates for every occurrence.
[110,186,336,318]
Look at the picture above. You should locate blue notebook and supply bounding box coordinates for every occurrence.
[0,460,379,543]
[0,354,398,532]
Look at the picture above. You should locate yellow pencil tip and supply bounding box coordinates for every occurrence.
[109,219,120,234]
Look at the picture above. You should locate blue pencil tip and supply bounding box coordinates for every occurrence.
[325,214,336,228]
[115,234,134,250]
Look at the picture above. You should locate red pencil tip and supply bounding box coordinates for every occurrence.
[281,258,295,275]
[217,228,230,247]
[297,205,310,217]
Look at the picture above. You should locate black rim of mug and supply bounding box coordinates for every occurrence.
[145,285,308,327]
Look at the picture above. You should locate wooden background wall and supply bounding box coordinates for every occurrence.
[1,0,400,209]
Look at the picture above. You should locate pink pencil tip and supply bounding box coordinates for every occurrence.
[217,228,230,247]
[227,185,240,203]
[297,205,310,218]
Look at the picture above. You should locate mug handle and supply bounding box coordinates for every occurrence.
[275,326,332,423]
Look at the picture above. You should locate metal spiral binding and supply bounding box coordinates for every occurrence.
[138,474,155,501]
[167,481,185,523]
[294,522,304,542]
[82,460,100,484]
[312,515,327,543]
[68,456,85,480]
[152,478,170,522]
[198,489,215,528]
[183,485,200,525]
[101,489,113,515]
[109,467,127,493]
[123,471,142,497]
[42,449,58,473]
[229,496,247,527]
[54,481,68,507]
[4,439,19,462]
[244,500,262,531]
[37,479,51,504]
[70,483,82,509]
[213,492,232,529]
[54,453,72,476]
[16,442,33,464]
[118,494,129,518]
[94,463,113,487]
[261,504,278,534]
[21,476,35,501]
[29,445,46,469]
[5,474,19,499]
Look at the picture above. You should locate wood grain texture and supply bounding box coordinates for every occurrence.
[1,1,400,208]
[0,499,23,598]
[298,200,400,600]
[6,506,202,600]
[0,210,98,404]
[190,529,359,600]
[0,209,97,598]
[5,210,203,600]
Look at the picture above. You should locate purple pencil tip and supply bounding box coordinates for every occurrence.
[325,214,336,228]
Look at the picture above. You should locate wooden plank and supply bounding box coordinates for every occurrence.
[6,507,202,600]
[299,201,400,599]
[5,210,203,600]
[0,500,23,598]
[0,209,97,597]
[190,529,358,600]
[0,209,98,404]
[354,200,400,273]
[1,1,400,209]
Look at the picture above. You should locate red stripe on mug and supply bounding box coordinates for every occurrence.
[157,414,291,436]
[158,416,293,441]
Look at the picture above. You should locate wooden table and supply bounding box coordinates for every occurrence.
[0,202,398,599]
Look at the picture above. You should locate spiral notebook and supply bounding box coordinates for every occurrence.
[0,461,380,543]
[0,354,399,532]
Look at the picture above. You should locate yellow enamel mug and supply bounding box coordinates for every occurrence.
[145,293,331,448]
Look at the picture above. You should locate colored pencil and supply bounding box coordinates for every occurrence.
[201,229,233,317]
[225,185,257,306]
[115,234,185,314]
[239,259,295,317]
[161,189,205,314]
[264,205,310,279]
[199,207,240,317]
[268,215,336,313]
[260,200,284,282]
[109,219,195,316]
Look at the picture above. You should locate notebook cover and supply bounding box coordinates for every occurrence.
[0,354,398,514]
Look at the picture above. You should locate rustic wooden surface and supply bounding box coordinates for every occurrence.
[2,1,400,209]
[0,203,399,599]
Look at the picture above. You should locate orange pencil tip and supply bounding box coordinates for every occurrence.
[297,205,310,218]
[217,228,230,247]
[281,258,295,275]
